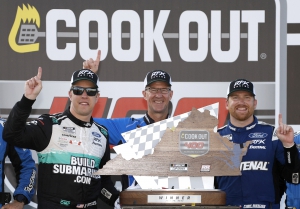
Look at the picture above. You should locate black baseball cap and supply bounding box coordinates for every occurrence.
[70,69,100,89]
[143,70,172,88]
[227,79,256,96]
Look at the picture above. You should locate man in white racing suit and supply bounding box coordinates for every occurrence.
[3,68,120,209]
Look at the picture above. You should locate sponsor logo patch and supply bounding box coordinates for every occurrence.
[248,132,268,138]
[92,132,101,138]
[63,126,76,134]
[101,188,112,199]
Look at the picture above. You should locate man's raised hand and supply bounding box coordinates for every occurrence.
[83,50,101,73]
[276,113,294,148]
[24,67,43,100]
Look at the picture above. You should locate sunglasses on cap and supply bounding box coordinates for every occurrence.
[70,86,98,96]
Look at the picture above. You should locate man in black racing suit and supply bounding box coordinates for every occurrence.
[3,68,120,209]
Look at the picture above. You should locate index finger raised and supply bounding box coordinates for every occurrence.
[37,67,42,80]
[278,113,282,125]
[95,50,101,63]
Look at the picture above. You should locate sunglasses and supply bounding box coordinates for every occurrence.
[71,86,98,96]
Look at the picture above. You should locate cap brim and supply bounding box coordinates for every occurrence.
[227,89,255,96]
[72,78,98,88]
[146,79,172,87]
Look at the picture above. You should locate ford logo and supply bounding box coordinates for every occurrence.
[249,132,268,138]
[92,132,101,138]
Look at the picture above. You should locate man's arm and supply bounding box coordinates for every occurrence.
[7,144,36,206]
[0,120,36,209]
[280,132,300,184]
[275,114,299,167]
[275,114,300,183]
[276,114,295,147]
[2,67,52,151]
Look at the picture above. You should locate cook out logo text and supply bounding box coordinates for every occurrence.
[9,4,265,62]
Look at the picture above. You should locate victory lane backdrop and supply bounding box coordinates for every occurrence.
[1,0,296,209]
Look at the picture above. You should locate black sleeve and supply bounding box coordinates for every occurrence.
[281,144,300,184]
[2,95,53,152]
[284,144,300,167]
[272,159,287,204]
[98,133,120,206]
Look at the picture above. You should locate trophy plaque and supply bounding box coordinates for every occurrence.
[120,189,226,206]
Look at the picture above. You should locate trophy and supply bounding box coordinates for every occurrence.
[96,103,246,208]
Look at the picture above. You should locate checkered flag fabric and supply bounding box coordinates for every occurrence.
[116,103,219,159]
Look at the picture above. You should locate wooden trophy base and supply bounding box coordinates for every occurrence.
[120,189,227,207]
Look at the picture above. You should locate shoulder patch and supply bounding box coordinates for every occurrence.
[94,122,108,138]
[49,113,66,125]
[100,126,108,137]
[51,117,59,124]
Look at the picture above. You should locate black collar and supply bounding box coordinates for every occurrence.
[64,108,94,128]
[143,112,169,125]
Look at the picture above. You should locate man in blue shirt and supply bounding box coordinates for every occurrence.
[83,51,173,189]
[0,118,36,209]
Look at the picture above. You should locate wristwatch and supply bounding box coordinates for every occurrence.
[14,194,27,204]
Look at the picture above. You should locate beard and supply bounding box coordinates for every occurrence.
[231,111,252,121]
[229,105,255,122]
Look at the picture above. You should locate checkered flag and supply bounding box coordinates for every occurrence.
[114,103,219,160]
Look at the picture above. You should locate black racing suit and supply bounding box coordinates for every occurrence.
[3,95,119,208]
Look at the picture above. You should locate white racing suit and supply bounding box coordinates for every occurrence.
[3,95,119,208]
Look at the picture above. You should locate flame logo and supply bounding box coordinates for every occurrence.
[8,4,40,53]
